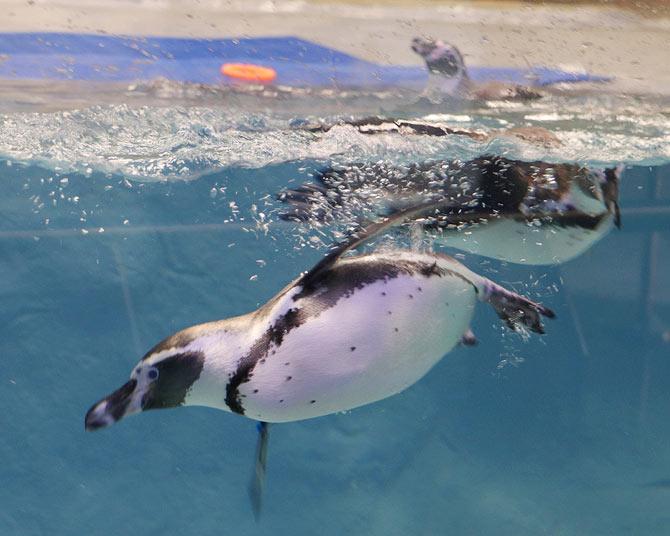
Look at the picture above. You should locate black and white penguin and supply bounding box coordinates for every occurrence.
[85,205,554,517]
[411,37,543,101]
[291,115,488,140]
[278,155,622,265]
[291,115,561,147]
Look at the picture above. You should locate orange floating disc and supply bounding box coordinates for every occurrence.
[221,63,277,83]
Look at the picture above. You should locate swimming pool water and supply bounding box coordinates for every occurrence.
[1,96,669,535]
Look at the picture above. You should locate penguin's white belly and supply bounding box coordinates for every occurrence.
[443,216,613,265]
[240,270,475,422]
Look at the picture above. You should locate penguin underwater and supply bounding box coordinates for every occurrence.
[278,155,622,265]
[85,201,555,517]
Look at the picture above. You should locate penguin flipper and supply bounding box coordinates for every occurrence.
[479,280,555,334]
[298,197,480,289]
[248,421,270,521]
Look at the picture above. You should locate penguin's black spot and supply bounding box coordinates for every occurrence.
[350,346,356,352]
[417,287,423,292]
[409,294,414,299]
[284,362,290,366]
[381,291,386,296]
[394,328,399,332]
[310,400,316,404]
[253,389,259,393]
[387,310,392,315]
[279,399,284,403]
[286,376,292,381]
[260,358,266,364]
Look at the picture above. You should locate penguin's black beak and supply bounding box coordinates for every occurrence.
[85,379,138,431]
[411,37,435,57]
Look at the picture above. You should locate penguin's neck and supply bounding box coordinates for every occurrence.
[181,285,304,411]
[425,71,471,99]
[178,315,262,411]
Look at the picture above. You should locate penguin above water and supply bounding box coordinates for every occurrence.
[411,37,543,101]
[278,156,622,266]
[291,114,562,148]
[85,202,554,518]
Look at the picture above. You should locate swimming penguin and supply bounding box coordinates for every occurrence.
[411,37,543,101]
[290,115,561,148]
[85,202,554,518]
[278,155,622,265]
[291,115,487,140]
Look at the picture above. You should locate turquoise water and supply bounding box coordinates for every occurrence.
[1,94,669,535]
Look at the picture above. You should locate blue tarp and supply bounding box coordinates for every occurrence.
[0,32,609,89]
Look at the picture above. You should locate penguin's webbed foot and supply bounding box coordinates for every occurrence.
[248,421,270,521]
[460,329,477,346]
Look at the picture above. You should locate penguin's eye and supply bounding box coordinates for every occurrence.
[147,368,159,381]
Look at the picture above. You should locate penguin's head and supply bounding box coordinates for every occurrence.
[411,37,467,79]
[577,164,623,228]
[600,164,623,228]
[85,343,205,431]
